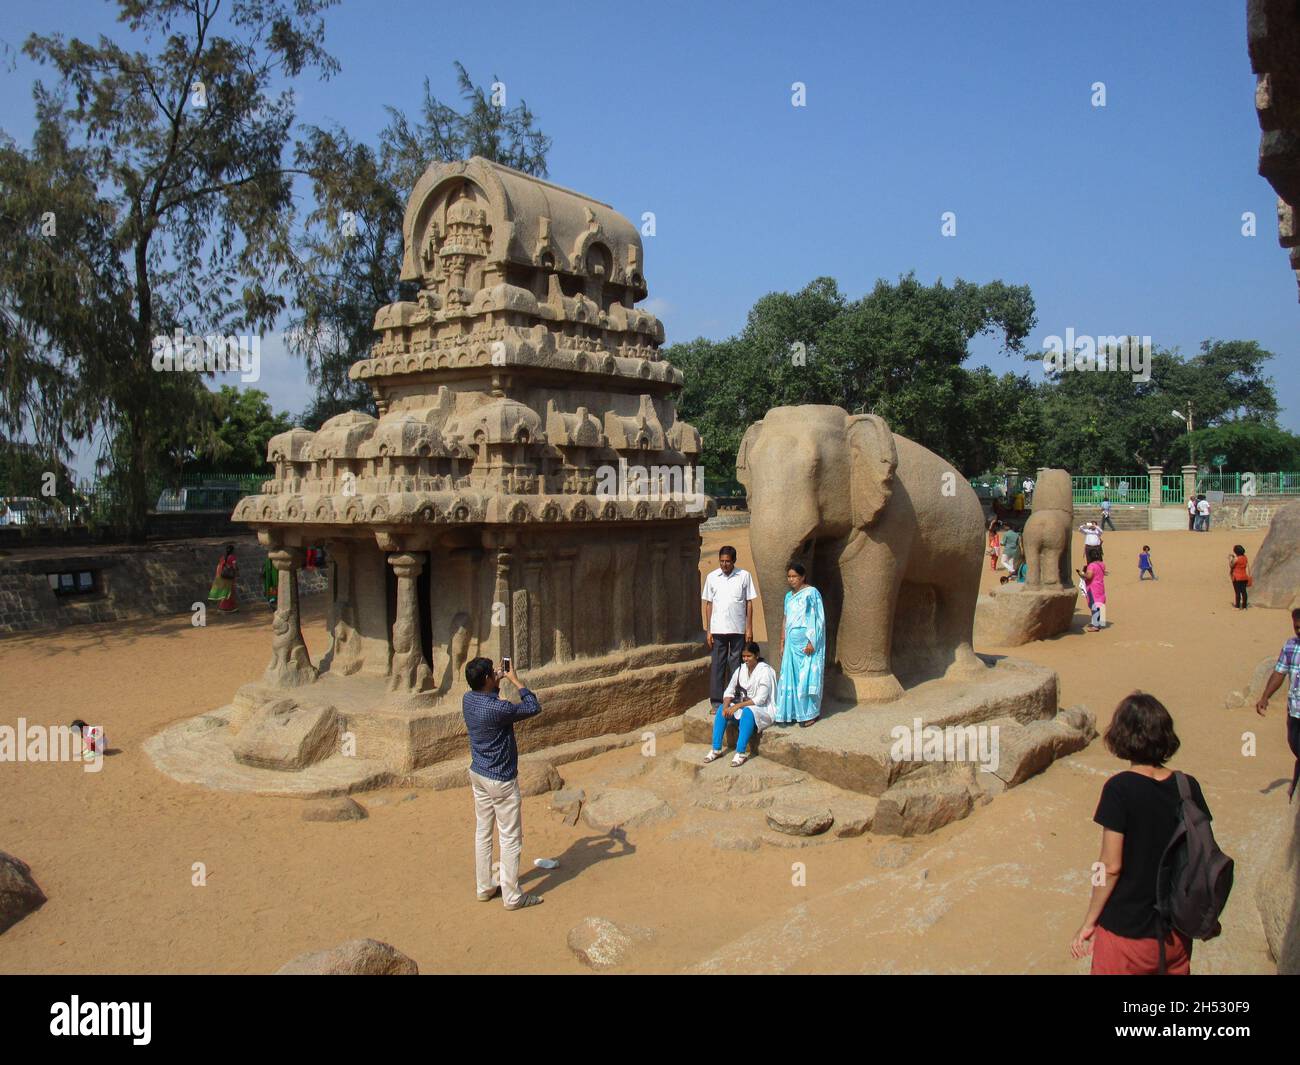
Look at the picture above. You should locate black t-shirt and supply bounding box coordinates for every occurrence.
[1093,770,1212,938]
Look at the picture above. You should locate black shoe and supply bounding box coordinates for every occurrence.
[799,718,819,729]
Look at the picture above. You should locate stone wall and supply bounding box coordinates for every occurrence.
[1204,495,1291,530]
[0,538,327,635]
[0,510,250,551]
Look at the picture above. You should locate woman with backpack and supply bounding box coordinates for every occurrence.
[1070,692,1222,975]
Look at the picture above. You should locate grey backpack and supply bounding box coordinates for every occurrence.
[1153,772,1234,974]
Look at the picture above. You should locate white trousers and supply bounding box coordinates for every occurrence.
[470,770,523,906]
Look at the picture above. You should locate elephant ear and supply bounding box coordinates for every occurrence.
[736,421,763,497]
[846,414,897,528]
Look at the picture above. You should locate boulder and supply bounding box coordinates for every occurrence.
[974,586,1078,647]
[1256,796,1300,974]
[873,773,975,836]
[275,938,418,975]
[517,761,564,797]
[712,829,762,851]
[1252,499,1300,610]
[765,800,834,837]
[232,699,339,771]
[0,852,46,934]
[548,787,585,826]
[567,917,653,970]
[302,796,368,822]
[984,708,1097,789]
[581,788,672,831]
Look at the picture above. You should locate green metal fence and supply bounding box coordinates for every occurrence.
[1071,475,1149,506]
[1161,475,1184,506]
[1195,471,1300,496]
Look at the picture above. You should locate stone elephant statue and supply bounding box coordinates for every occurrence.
[737,405,986,703]
[1021,468,1074,590]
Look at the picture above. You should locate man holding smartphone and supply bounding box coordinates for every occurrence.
[462,656,543,910]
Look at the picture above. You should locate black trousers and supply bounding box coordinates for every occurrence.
[1289,715,1300,800]
[709,633,745,704]
[1232,579,1248,608]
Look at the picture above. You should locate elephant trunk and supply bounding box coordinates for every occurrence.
[748,510,819,652]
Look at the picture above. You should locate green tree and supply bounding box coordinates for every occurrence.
[185,386,292,472]
[288,62,551,426]
[668,274,1037,479]
[1,0,337,538]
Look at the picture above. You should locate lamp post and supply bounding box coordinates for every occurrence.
[1171,401,1195,468]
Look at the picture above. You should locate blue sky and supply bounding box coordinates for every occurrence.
[2,0,1296,477]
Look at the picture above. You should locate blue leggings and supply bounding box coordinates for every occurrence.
[712,705,756,754]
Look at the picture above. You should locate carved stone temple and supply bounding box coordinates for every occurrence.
[148,158,711,791]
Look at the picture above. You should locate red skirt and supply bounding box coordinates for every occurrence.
[1091,925,1191,975]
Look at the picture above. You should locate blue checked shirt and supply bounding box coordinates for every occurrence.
[1276,637,1300,718]
[462,686,542,781]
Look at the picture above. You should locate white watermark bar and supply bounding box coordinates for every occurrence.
[151,329,260,383]
[0,719,104,773]
[1042,330,1151,383]
[889,716,1000,774]
[594,458,708,514]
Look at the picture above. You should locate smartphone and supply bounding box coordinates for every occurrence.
[502,657,511,672]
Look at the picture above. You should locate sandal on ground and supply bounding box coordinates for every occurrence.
[505,894,544,910]
[703,749,725,763]
[730,753,749,767]
[799,717,820,728]
[1084,625,1100,632]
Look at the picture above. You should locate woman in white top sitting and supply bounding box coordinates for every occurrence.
[705,642,777,767]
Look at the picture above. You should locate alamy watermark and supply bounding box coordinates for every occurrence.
[0,719,103,772]
[1041,330,1150,383]
[151,329,261,383]
[594,458,707,514]
[889,716,1001,775]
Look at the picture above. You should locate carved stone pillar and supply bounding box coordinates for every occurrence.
[612,540,637,650]
[323,540,363,676]
[265,548,318,688]
[1147,465,1164,508]
[488,544,513,664]
[650,540,668,644]
[680,541,700,642]
[387,552,432,693]
[523,552,545,667]
[553,548,576,663]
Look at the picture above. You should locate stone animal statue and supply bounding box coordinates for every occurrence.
[1021,468,1074,589]
[737,405,986,703]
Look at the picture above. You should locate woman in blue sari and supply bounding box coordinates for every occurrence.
[774,563,826,727]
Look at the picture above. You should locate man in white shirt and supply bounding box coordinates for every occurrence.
[1022,477,1035,506]
[1196,495,1211,532]
[701,546,757,706]
[1079,521,1103,550]
[1187,496,1196,531]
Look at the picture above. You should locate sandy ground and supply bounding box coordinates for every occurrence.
[0,526,1293,974]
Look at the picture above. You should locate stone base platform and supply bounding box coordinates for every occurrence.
[973,586,1078,647]
[146,642,708,796]
[683,655,1096,835]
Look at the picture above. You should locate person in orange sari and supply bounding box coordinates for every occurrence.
[208,543,239,613]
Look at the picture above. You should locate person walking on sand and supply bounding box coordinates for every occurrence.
[705,642,777,767]
[1078,545,1106,631]
[1228,545,1251,610]
[987,518,1002,571]
[774,563,826,728]
[1256,607,1300,801]
[1070,693,1216,974]
[701,546,757,711]
[462,657,543,910]
[1138,545,1156,581]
